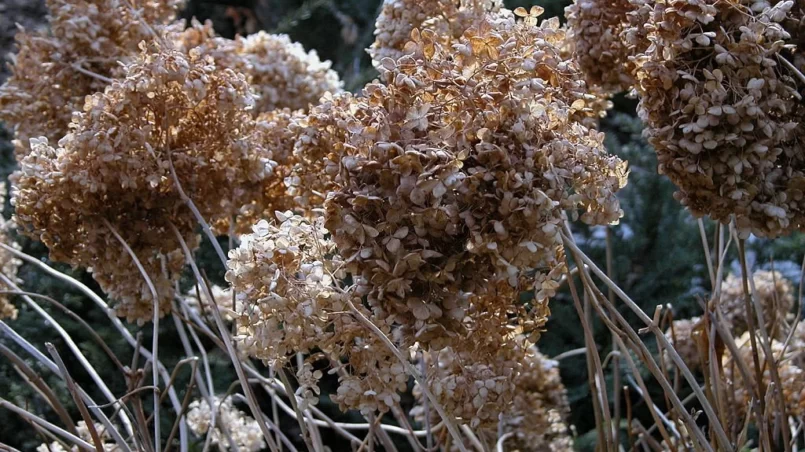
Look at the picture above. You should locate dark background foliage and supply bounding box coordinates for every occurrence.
[1,0,802,450]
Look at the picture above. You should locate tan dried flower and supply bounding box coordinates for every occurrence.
[186,396,266,452]
[664,317,704,371]
[633,0,805,237]
[0,183,21,320]
[36,421,120,452]
[12,45,271,323]
[0,0,183,157]
[719,271,794,337]
[324,17,627,341]
[368,0,511,68]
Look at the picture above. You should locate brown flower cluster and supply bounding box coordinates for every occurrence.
[0,184,21,320]
[324,17,627,344]
[412,347,574,449]
[12,45,271,323]
[633,0,805,237]
[664,317,703,371]
[564,0,641,93]
[719,270,794,337]
[722,331,805,419]
[368,0,511,68]
[0,0,183,157]
[174,21,342,115]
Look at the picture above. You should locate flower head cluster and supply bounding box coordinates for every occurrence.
[0,0,183,157]
[186,396,266,452]
[0,184,21,320]
[664,317,703,371]
[564,0,642,93]
[174,22,342,115]
[12,45,272,323]
[722,331,805,419]
[323,17,627,341]
[368,0,511,68]
[633,0,805,237]
[36,421,119,452]
[719,270,794,337]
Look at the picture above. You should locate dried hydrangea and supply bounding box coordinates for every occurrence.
[368,0,511,68]
[719,271,794,337]
[324,17,627,342]
[722,331,805,420]
[634,0,805,237]
[186,396,266,452]
[12,45,272,323]
[565,0,639,93]
[0,0,184,157]
[174,22,342,114]
[0,183,21,320]
[36,421,120,452]
[664,317,703,371]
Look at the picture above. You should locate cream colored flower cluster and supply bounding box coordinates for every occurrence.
[323,17,626,342]
[174,21,342,115]
[186,396,266,452]
[722,331,805,420]
[719,270,794,337]
[634,0,805,237]
[664,317,703,371]
[36,421,120,452]
[12,45,271,323]
[368,0,510,68]
[0,183,21,320]
[0,0,183,157]
[564,0,640,93]
[412,347,574,449]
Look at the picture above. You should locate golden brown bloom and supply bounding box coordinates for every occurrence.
[0,0,183,157]
[13,45,271,323]
[633,0,805,237]
[0,183,21,320]
[664,317,703,371]
[718,271,794,337]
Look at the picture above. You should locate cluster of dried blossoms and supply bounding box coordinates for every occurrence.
[632,0,805,237]
[174,21,342,115]
[36,421,119,452]
[0,0,183,157]
[412,347,573,449]
[718,270,794,337]
[186,396,266,451]
[12,45,272,323]
[368,0,510,68]
[0,183,21,320]
[664,316,703,371]
[564,0,639,93]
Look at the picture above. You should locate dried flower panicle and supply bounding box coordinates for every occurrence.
[368,0,511,68]
[664,317,704,371]
[0,0,184,157]
[564,0,639,93]
[633,0,805,237]
[12,45,271,323]
[186,396,266,452]
[722,330,805,419]
[0,183,21,320]
[175,21,342,115]
[36,421,119,452]
[719,270,794,337]
[324,17,627,343]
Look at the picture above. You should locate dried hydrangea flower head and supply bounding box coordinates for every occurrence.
[663,317,703,371]
[13,45,271,323]
[722,331,805,421]
[0,183,21,320]
[186,396,266,452]
[718,270,794,337]
[0,0,184,157]
[565,0,641,93]
[36,421,120,452]
[634,0,805,237]
[368,0,510,68]
[174,21,342,114]
[412,347,573,447]
[324,17,627,343]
